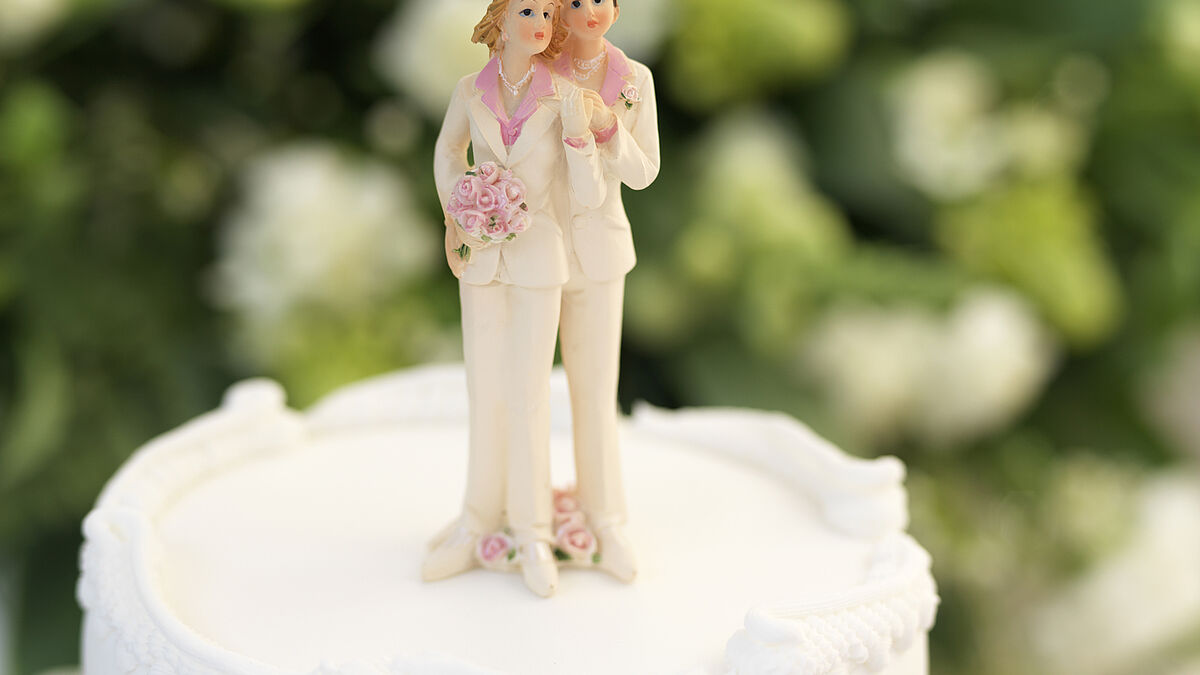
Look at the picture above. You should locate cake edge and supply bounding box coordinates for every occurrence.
[76,364,939,675]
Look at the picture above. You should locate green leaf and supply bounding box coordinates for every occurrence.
[553,548,571,561]
[592,553,602,564]
[506,548,516,561]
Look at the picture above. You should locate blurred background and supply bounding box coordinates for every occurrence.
[1,0,1199,672]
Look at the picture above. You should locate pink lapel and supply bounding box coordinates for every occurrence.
[598,40,633,107]
[474,56,557,164]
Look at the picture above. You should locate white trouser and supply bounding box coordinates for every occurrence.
[459,279,562,546]
[559,259,628,531]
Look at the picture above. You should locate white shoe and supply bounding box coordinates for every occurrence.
[595,524,637,583]
[421,525,478,582]
[520,542,559,597]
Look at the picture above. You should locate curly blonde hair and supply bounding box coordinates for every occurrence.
[472,0,569,62]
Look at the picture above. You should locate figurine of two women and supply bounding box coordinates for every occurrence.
[425,0,659,597]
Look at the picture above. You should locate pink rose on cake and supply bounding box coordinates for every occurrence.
[553,489,581,514]
[476,532,516,567]
[554,510,585,532]
[555,524,597,560]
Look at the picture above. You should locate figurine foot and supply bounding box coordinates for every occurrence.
[422,525,478,582]
[596,524,637,583]
[426,517,460,551]
[520,542,559,597]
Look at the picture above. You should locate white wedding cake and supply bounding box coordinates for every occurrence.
[76,364,938,674]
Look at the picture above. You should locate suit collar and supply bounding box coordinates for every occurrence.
[475,55,557,121]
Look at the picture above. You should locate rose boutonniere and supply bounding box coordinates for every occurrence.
[620,83,641,110]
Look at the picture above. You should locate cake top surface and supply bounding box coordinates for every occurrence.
[77,364,938,675]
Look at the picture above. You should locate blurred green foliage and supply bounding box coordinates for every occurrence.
[1,0,1199,673]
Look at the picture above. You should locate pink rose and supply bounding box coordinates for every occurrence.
[554,491,580,513]
[554,510,585,532]
[447,195,465,216]
[458,209,488,237]
[454,174,483,205]
[502,177,526,204]
[496,204,524,235]
[476,532,515,564]
[475,183,507,212]
[499,168,514,182]
[508,211,529,235]
[476,161,501,185]
[484,214,506,239]
[621,84,641,104]
[555,524,597,560]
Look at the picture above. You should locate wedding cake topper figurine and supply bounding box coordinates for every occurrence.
[426,0,659,597]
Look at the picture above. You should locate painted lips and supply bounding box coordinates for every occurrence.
[535,31,546,39]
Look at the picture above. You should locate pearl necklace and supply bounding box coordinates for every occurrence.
[572,50,607,79]
[498,57,534,97]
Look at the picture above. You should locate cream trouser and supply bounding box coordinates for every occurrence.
[458,257,627,545]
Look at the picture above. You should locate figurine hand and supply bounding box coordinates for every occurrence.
[447,213,495,277]
[444,215,466,279]
[561,88,590,139]
[581,90,616,131]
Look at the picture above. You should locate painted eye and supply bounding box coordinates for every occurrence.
[520,8,532,16]
[571,0,581,7]
[543,11,551,18]
[593,0,603,4]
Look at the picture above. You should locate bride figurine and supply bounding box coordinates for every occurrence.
[549,0,660,583]
[425,0,608,598]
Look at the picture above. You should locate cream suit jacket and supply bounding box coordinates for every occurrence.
[434,69,607,289]
[564,49,661,282]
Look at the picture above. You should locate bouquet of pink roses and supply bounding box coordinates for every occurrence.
[446,162,529,261]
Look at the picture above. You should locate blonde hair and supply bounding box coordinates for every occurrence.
[472,0,569,62]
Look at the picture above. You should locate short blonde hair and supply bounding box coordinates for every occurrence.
[472,0,569,62]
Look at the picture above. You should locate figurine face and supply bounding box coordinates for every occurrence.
[563,0,619,40]
[504,0,559,55]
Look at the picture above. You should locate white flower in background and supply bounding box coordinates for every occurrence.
[802,303,940,447]
[1052,54,1111,116]
[1000,104,1088,178]
[208,141,435,344]
[689,109,851,268]
[889,50,1010,200]
[0,0,70,51]
[1159,0,1200,79]
[1031,474,1200,675]
[604,0,676,63]
[1141,326,1200,460]
[914,289,1058,447]
[1042,455,1139,565]
[802,289,1057,449]
[373,0,490,119]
